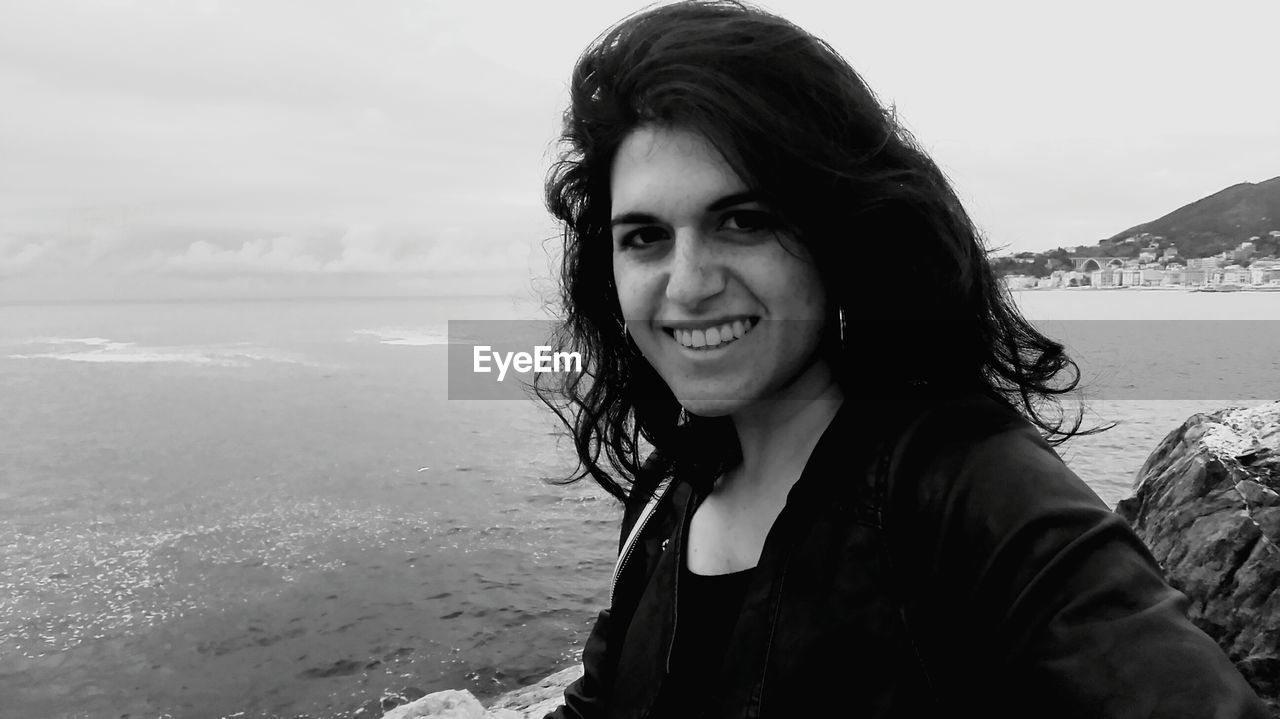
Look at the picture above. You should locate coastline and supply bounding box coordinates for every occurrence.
[1011,285,1280,292]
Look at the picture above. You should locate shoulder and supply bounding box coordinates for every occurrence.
[879,398,1270,716]
[890,392,1104,516]
[885,393,1119,588]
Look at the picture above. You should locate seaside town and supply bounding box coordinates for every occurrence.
[1000,231,1280,291]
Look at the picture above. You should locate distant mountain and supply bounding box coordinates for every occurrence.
[1106,176,1280,257]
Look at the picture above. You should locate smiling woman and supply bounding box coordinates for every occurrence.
[609,126,833,418]
[532,1,1269,718]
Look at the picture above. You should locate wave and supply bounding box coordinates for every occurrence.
[5,337,311,367]
[353,327,451,346]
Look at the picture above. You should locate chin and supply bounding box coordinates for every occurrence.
[671,381,763,418]
[679,397,745,418]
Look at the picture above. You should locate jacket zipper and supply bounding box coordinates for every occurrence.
[610,478,673,606]
[664,489,695,674]
[638,488,693,719]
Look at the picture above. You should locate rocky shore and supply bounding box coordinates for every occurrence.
[380,402,1280,718]
[1116,401,1279,714]
[371,666,583,719]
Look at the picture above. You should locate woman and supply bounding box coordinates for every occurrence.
[535,2,1269,717]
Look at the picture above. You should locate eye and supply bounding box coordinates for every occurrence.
[617,226,669,249]
[720,210,778,234]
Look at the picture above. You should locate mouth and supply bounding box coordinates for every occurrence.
[662,317,760,351]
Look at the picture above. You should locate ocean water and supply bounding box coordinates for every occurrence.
[0,296,616,719]
[1,290,1277,718]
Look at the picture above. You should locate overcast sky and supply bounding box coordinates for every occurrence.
[2,0,1277,301]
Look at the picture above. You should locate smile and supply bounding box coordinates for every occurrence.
[664,317,759,351]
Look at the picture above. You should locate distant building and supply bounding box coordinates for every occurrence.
[1223,265,1250,285]
[1163,246,1178,259]
[1139,250,1157,263]
[1141,269,1166,286]
[1053,270,1085,286]
[1091,268,1121,287]
[1002,275,1039,290]
[1184,269,1208,286]
[1187,257,1222,270]
[1122,268,1143,286]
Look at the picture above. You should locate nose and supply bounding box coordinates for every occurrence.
[664,230,726,308]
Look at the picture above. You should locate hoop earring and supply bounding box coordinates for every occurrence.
[679,407,689,424]
[837,306,846,349]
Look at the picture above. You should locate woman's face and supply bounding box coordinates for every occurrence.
[609,125,835,417]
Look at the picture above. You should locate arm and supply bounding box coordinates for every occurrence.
[544,479,654,719]
[543,607,614,719]
[893,416,1269,718]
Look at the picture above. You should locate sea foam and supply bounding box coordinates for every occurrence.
[6,337,308,367]
[353,327,451,346]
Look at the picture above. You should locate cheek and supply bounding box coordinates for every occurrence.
[789,252,826,313]
[611,258,655,317]
[758,248,827,318]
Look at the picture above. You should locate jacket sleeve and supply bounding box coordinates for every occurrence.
[543,486,651,719]
[542,607,614,719]
[894,418,1270,718]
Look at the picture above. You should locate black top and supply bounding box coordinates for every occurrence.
[649,563,756,718]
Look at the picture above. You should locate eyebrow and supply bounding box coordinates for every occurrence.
[609,191,766,227]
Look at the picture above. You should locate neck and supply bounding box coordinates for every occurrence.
[719,366,844,499]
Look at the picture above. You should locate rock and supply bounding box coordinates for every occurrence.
[1117,401,1280,714]
[379,687,429,712]
[484,665,584,718]
[375,666,582,719]
[380,689,485,719]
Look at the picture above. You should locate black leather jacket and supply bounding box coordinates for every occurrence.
[546,394,1269,718]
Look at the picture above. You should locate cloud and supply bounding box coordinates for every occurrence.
[156,236,321,276]
[60,225,529,279]
[0,223,543,302]
[0,237,55,277]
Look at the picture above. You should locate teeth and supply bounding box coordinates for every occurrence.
[672,319,756,349]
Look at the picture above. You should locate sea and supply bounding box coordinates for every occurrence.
[1,289,1278,719]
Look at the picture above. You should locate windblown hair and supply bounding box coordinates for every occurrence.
[536,0,1101,504]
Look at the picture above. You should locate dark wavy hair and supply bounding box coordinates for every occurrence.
[536,0,1102,504]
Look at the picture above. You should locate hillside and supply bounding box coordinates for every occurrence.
[1106,175,1280,257]
[991,175,1280,277]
